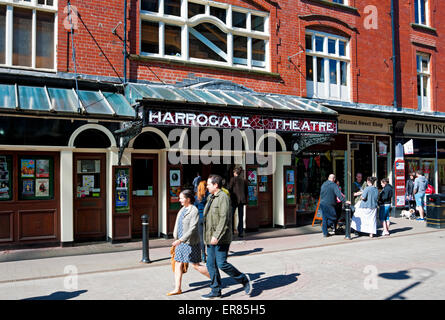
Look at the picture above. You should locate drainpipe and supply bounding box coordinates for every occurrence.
[123,0,128,83]
[391,0,399,111]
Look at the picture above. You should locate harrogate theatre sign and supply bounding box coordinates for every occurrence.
[144,109,337,134]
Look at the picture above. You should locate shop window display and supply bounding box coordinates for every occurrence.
[296,150,345,212]
[76,159,100,199]
[0,155,12,201]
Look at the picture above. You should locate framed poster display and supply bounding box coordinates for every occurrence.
[247,168,258,206]
[169,168,182,211]
[0,155,12,201]
[285,168,296,205]
[19,156,54,200]
[112,166,132,241]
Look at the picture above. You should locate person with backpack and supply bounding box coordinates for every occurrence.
[413,170,428,221]
[378,178,394,236]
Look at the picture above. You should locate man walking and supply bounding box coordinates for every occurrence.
[202,174,252,299]
[229,166,248,237]
[319,174,350,237]
[414,170,428,221]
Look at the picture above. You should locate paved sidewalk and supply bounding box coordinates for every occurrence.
[0,217,439,284]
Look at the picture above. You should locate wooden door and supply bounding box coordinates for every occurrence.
[73,153,106,241]
[245,166,259,231]
[257,173,273,227]
[131,154,158,237]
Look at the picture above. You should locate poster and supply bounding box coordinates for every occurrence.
[22,179,34,195]
[248,185,257,202]
[170,170,181,187]
[116,190,128,207]
[247,170,257,185]
[286,169,295,184]
[21,159,35,178]
[116,169,129,189]
[0,156,9,199]
[36,179,49,197]
[82,175,95,190]
[36,160,50,178]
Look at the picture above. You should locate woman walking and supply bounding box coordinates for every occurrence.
[378,178,394,236]
[195,180,209,262]
[351,177,379,238]
[167,189,210,296]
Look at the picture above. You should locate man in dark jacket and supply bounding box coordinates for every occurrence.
[228,166,248,237]
[202,174,251,299]
[319,174,350,237]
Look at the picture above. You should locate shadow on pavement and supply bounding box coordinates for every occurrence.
[387,227,412,235]
[23,290,88,300]
[380,268,436,300]
[229,248,263,257]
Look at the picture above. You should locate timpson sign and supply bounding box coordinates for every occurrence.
[404,120,445,137]
[144,110,337,134]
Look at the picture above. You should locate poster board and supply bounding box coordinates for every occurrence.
[112,165,132,241]
[394,159,406,207]
[312,197,323,226]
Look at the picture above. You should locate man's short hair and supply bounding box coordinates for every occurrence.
[233,166,243,176]
[416,170,423,176]
[208,174,223,189]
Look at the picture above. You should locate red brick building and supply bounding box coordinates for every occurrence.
[1,0,444,247]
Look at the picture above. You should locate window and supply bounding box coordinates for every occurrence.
[0,0,56,70]
[417,53,430,111]
[140,0,269,70]
[332,0,346,4]
[414,0,428,25]
[19,156,54,200]
[306,31,350,101]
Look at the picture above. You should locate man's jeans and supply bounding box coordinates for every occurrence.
[232,204,244,235]
[206,244,248,295]
[320,203,337,236]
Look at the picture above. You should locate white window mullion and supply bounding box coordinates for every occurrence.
[420,74,424,110]
[159,21,165,56]
[227,33,233,66]
[247,36,252,68]
[5,5,13,66]
[32,9,36,68]
[182,24,188,60]
[159,0,165,15]
[313,55,318,97]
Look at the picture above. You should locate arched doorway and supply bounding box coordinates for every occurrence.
[71,126,115,242]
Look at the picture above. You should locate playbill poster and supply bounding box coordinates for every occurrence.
[36,179,49,197]
[21,159,35,178]
[22,179,34,195]
[36,160,50,178]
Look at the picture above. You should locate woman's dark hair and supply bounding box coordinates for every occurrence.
[180,189,195,204]
[367,177,377,185]
[381,178,390,184]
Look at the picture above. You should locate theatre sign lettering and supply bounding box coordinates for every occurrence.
[144,110,337,134]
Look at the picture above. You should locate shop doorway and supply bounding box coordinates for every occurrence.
[131,154,158,237]
[246,166,273,230]
[351,142,373,182]
[73,153,106,241]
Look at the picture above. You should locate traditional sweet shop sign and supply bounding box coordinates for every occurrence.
[404,120,445,137]
[338,115,392,134]
[145,110,337,134]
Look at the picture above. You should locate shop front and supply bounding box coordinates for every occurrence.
[402,119,445,193]
[119,82,339,236]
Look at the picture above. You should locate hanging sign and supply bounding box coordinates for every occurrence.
[394,159,406,207]
[145,109,337,134]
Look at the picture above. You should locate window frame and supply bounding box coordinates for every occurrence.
[0,0,58,72]
[416,52,431,112]
[305,30,351,102]
[139,0,270,71]
[414,0,429,26]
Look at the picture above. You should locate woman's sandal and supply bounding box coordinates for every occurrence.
[166,290,182,296]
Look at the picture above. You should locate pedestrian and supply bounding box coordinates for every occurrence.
[414,170,428,221]
[229,166,248,237]
[202,174,252,299]
[167,189,210,296]
[195,180,209,263]
[352,172,366,206]
[351,177,379,238]
[378,178,393,236]
[405,172,415,210]
[319,174,350,237]
[192,172,202,193]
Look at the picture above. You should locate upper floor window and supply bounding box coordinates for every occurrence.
[0,0,56,70]
[305,30,350,101]
[332,0,346,4]
[140,0,270,71]
[417,53,430,112]
[414,0,428,25]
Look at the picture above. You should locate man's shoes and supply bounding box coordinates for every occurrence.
[201,292,222,300]
[323,234,330,238]
[243,274,252,295]
[416,218,425,221]
[238,233,244,238]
